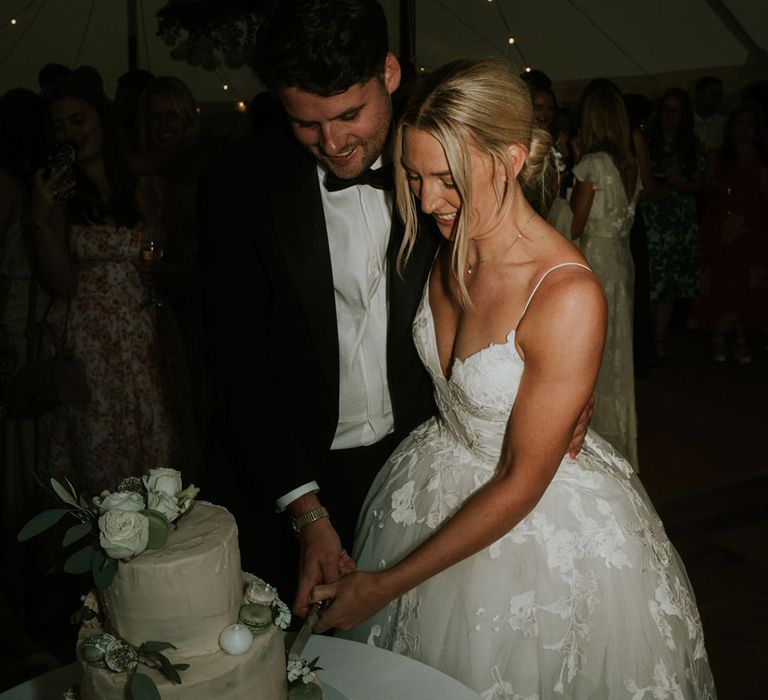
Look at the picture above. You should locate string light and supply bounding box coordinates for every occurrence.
[223,83,229,91]
[236,101,246,112]
[10,18,17,25]
[508,36,515,44]
[524,66,531,73]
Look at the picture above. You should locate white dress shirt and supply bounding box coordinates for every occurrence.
[275,157,394,512]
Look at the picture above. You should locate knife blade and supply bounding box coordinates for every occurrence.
[288,601,326,660]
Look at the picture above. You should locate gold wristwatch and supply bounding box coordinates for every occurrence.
[290,506,329,535]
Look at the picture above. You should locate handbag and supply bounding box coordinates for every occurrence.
[5,285,90,420]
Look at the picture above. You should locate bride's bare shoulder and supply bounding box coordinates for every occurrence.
[519,262,606,339]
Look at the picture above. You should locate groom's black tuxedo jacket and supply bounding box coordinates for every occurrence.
[198,125,438,507]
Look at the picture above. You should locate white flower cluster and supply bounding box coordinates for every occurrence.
[95,468,199,560]
[273,599,291,630]
[287,658,317,685]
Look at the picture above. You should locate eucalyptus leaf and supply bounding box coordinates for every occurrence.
[51,477,78,507]
[70,604,97,625]
[92,550,118,589]
[143,510,170,550]
[18,509,69,541]
[70,607,84,625]
[155,653,182,685]
[64,476,78,500]
[140,641,177,653]
[63,522,92,547]
[143,651,182,685]
[63,544,95,574]
[129,672,161,700]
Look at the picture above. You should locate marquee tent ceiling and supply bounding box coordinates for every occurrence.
[1,0,765,105]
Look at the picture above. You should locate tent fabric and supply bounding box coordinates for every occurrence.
[0,0,765,103]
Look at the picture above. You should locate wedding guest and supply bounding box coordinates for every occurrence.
[37,63,71,92]
[532,86,571,160]
[318,58,717,699]
[29,73,196,495]
[133,76,214,454]
[639,87,705,364]
[624,92,657,377]
[698,101,768,363]
[0,88,48,623]
[113,68,155,154]
[694,75,726,155]
[569,86,640,469]
[197,0,594,617]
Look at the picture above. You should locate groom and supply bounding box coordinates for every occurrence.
[199,0,590,620]
[198,0,438,617]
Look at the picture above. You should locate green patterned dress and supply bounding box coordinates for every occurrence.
[639,137,705,303]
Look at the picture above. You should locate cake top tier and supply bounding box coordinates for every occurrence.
[100,502,244,656]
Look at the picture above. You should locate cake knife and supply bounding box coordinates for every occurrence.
[288,601,326,660]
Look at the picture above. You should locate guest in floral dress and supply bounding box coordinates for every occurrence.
[29,74,196,494]
[639,88,705,363]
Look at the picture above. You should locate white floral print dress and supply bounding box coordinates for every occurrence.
[339,264,716,699]
[39,223,196,495]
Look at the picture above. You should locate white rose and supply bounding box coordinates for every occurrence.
[94,490,146,514]
[147,490,180,523]
[98,510,149,560]
[142,468,182,497]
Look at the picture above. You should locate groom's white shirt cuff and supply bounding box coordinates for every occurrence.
[275,481,320,513]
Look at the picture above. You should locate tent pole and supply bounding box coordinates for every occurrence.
[127,0,138,71]
[399,0,415,69]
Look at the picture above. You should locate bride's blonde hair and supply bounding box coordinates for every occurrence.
[394,59,557,306]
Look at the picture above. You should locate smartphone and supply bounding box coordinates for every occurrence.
[47,142,77,200]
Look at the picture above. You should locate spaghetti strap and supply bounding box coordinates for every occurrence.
[518,262,592,325]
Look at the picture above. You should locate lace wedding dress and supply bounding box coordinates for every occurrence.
[340,264,716,699]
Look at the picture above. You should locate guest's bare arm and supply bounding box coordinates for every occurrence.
[569,179,595,240]
[313,271,607,631]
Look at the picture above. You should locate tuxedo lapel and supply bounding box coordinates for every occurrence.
[269,152,339,401]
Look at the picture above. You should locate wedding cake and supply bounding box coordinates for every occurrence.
[18,469,324,699]
[76,501,288,700]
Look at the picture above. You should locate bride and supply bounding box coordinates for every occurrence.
[312,59,716,699]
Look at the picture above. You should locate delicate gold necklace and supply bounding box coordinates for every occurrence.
[467,210,536,275]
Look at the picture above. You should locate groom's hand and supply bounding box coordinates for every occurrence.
[567,392,594,458]
[293,516,343,619]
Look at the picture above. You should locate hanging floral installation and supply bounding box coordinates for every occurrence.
[155,0,269,72]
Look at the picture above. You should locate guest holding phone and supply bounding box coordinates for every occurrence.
[29,73,196,494]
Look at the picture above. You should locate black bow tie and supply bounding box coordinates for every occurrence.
[324,163,394,192]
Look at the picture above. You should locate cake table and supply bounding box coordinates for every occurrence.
[0,635,481,700]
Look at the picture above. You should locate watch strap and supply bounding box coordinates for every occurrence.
[291,506,329,535]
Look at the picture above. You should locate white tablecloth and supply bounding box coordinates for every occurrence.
[0,634,481,700]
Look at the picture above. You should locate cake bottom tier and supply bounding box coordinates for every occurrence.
[77,623,288,700]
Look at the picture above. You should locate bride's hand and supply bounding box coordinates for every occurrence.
[338,549,356,575]
[311,571,390,633]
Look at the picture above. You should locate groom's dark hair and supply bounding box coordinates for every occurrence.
[251,0,389,97]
